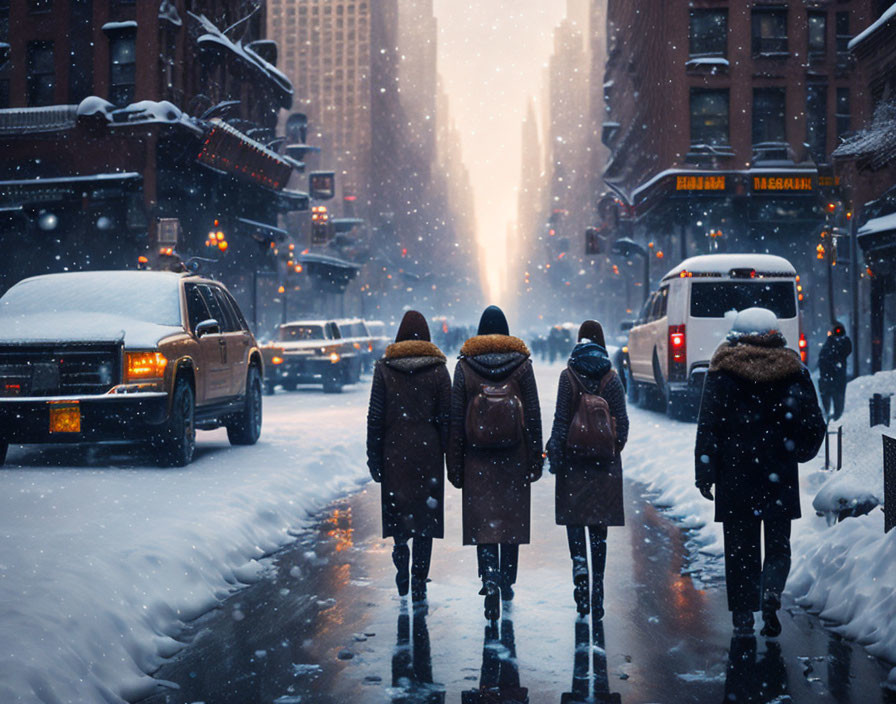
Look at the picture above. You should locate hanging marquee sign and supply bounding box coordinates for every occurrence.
[752,175,814,192]
[675,175,726,191]
[197,119,293,191]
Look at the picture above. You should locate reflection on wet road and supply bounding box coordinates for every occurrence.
[140,477,895,704]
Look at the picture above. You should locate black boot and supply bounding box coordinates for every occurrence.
[760,609,782,638]
[573,572,590,616]
[483,581,500,621]
[732,610,755,636]
[392,543,410,597]
[411,578,427,603]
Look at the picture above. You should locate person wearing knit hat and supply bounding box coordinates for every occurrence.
[547,320,628,619]
[447,305,543,621]
[367,310,451,603]
[695,307,825,637]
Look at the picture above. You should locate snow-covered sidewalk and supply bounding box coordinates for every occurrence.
[0,388,371,703]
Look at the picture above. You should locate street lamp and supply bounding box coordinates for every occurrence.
[611,237,651,303]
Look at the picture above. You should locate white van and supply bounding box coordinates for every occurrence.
[625,253,805,418]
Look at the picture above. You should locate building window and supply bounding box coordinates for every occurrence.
[109,35,136,106]
[836,87,850,139]
[753,88,786,144]
[0,0,9,42]
[808,12,827,61]
[806,84,828,162]
[835,12,851,55]
[752,8,788,56]
[690,88,729,146]
[26,41,55,106]
[689,9,727,57]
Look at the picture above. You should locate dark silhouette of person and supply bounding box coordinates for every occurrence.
[462,616,528,704]
[367,310,451,602]
[391,603,445,704]
[723,636,789,703]
[448,306,543,621]
[818,321,852,421]
[561,620,622,703]
[695,308,825,637]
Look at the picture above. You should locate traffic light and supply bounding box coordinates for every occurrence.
[311,206,331,245]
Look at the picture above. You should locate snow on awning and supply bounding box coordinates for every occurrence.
[190,13,293,110]
[0,172,142,206]
[833,100,896,170]
[858,212,896,237]
[236,217,288,244]
[276,189,310,212]
[848,3,896,51]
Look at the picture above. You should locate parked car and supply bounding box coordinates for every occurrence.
[336,318,376,374]
[0,271,264,467]
[260,319,362,394]
[624,253,805,419]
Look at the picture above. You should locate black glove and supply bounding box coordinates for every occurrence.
[696,482,714,501]
[368,465,382,483]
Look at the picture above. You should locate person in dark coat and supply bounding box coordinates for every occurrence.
[695,308,825,637]
[367,311,452,602]
[547,321,629,619]
[448,305,543,621]
[818,321,852,421]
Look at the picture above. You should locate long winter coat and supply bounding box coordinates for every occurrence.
[695,332,825,523]
[447,335,543,545]
[367,340,452,539]
[547,342,629,527]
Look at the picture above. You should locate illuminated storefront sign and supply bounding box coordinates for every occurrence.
[818,175,841,187]
[752,175,814,192]
[675,175,726,191]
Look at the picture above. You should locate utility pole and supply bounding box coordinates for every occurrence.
[849,208,860,379]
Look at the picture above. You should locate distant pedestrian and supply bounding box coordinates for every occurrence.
[695,308,825,637]
[818,321,852,421]
[367,310,452,602]
[448,305,543,621]
[547,320,628,620]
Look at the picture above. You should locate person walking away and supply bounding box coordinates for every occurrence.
[817,321,852,421]
[547,321,629,620]
[448,305,543,621]
[695,308,825,636]
[367,311,452,602]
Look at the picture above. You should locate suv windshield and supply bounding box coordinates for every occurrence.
[0,272,182,326]
[690,281,797,319]
[280,325,324,341]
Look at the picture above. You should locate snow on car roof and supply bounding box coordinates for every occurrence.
[662,254,796,281]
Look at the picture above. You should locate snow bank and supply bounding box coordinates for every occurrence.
[811,369,896,515]
[0,392,370,703]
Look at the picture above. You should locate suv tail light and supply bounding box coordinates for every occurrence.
[799,332,808,364]
[668,325,686,382]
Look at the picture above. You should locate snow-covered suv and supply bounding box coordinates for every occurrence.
[625,254,804,419]
[0,271,264,467]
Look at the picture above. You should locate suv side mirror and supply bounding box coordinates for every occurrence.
[619,320,635,332]
[195,319,220,337]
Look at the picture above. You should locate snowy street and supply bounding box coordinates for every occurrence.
[3,361,888,703]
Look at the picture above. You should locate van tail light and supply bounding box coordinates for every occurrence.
[668,325,687,382]
[799,332,808,364]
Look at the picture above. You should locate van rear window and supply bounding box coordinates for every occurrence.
[690,281,796,319]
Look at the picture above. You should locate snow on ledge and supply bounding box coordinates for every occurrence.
[848,3,896,51]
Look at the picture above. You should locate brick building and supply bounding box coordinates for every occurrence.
[601,0,876,338]
[0,1,307,318]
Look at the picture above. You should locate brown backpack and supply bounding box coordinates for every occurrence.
[463,361,526,451]
[565,369,617,461]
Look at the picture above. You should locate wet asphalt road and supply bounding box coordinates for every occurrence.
[138,472,896,704]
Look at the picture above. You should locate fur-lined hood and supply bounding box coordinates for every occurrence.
[383,340,446,373]
[460,334,530,358]
[460,334,530,380]
[710,332,803,382]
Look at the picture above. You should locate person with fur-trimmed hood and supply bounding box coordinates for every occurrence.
[448,305,543,621]
[547,320,628,620]
[367,311,452,603]
[695,308,825,637]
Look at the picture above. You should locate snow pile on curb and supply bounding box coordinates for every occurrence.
[811,370,896,516]
[0,394,370,704]
[789,509,896,688]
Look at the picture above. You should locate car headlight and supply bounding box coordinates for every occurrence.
[125,351,168,382]
[329,352,341,363]
[271,356,284,365]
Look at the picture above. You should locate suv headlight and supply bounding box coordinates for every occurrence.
[125,351,168,382]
